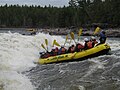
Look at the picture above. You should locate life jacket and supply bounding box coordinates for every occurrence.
[77,44,84,49]
[94,40,98,44]
[84,41,88,50]
[87,41,93,49]
[70,46,75,53]
[92,39,98,47]
[100,32,106,38]
[67,47,71,53]
[55,48,58,54]
[61,47,66,54]
[51,49,56,56]
[42,52,50,58]
[46,53,50,58]
[99,32,106,44]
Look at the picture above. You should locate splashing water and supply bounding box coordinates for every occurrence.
[0,31,65,90]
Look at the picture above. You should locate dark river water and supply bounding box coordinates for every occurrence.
[27,50,120,90]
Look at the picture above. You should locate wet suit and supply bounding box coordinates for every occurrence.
[99,31,106,44]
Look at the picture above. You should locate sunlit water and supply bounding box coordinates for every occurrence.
[0,30,120,90]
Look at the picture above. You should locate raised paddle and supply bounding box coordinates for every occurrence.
[45,39,48,51]
[52,40,55,47]
[93,27,101,35]
[54,40,61,47]
[41,44,47,52]
[63,35,68,47]
[78,28,82,41]
[70,32,76,44]
[69,37,72,46]
[52,40,61,47]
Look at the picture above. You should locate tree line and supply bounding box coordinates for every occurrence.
[0,0,120,28]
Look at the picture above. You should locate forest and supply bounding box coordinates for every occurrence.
[0,0,120,28]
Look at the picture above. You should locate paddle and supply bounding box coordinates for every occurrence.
[63,35,68,47]
[52,40,55,47]
[93,27,101,35]
[45,39,48,51]
[54,40,61,47]
[52,40,61,47]
[69,37,72,46]
[70,32,76,44]
[78,28,82,41]
[41,44,47,52]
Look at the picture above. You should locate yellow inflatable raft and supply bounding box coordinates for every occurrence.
[38,43,110,64]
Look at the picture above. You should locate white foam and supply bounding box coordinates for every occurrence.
[107,39,120,51]
[0,71,35,90]
[0,32,65,90]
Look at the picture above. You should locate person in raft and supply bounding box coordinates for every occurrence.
[75,43,84,52]
[99,30,107,44]
[91,36,98,47]
[58,46,67,55]
[67,44,75,53]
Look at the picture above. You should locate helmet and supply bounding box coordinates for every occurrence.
[102,31,105,34]
[61,45,64,48]
[84,38,89,41]
[91,36,95,40]
[72,44,74,47]
[52,47,55,50]
[55,47,58,50]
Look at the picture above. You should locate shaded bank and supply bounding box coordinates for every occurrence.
[0,28,120,37]
[39,28,120,38]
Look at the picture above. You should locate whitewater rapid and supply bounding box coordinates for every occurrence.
[0,32,65,90]
[0,31,120,90]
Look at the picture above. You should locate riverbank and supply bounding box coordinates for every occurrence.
[82,28,120,37]
[40,28,120,37]
[0,28,120,37]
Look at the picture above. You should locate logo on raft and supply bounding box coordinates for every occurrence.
[47,55,68,60]
[104,44,110,49]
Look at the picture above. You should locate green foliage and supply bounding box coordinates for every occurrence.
[69,0,120,27]
[0,0,120,28]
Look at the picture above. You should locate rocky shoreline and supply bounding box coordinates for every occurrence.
[106,29,120,37]
[40,28,120,37]
[0,28,120,37]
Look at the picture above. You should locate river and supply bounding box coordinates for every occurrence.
[0,29,120,90]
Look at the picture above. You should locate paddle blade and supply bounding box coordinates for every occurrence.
[78,28,82,36]
[70,32,74,40]
[69,38,72,45]
[94,27,100,35]
[41,44,45,50]
[54,40,60,47]
[63,35,68,46]
[52,40,55,47]
[45,39,48,46]
[66,35,68,40]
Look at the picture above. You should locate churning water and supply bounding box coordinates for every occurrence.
[0,30,120,90]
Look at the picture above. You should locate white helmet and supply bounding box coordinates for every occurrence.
[52,47,55,50]
[91,36,95,40]
[84,38,89,41]
[61,45,64,47]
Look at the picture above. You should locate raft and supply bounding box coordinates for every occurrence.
[38,43,111,64]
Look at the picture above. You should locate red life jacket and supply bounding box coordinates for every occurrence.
[94,40,98,44]
[87,41,93,49]
[77,44,84,49]
[92,40,98,47]
[61,48,66,54]
[46,53,50,58]
[51,49,56,56]
[70,47,75,53]
[55,48,58,53]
